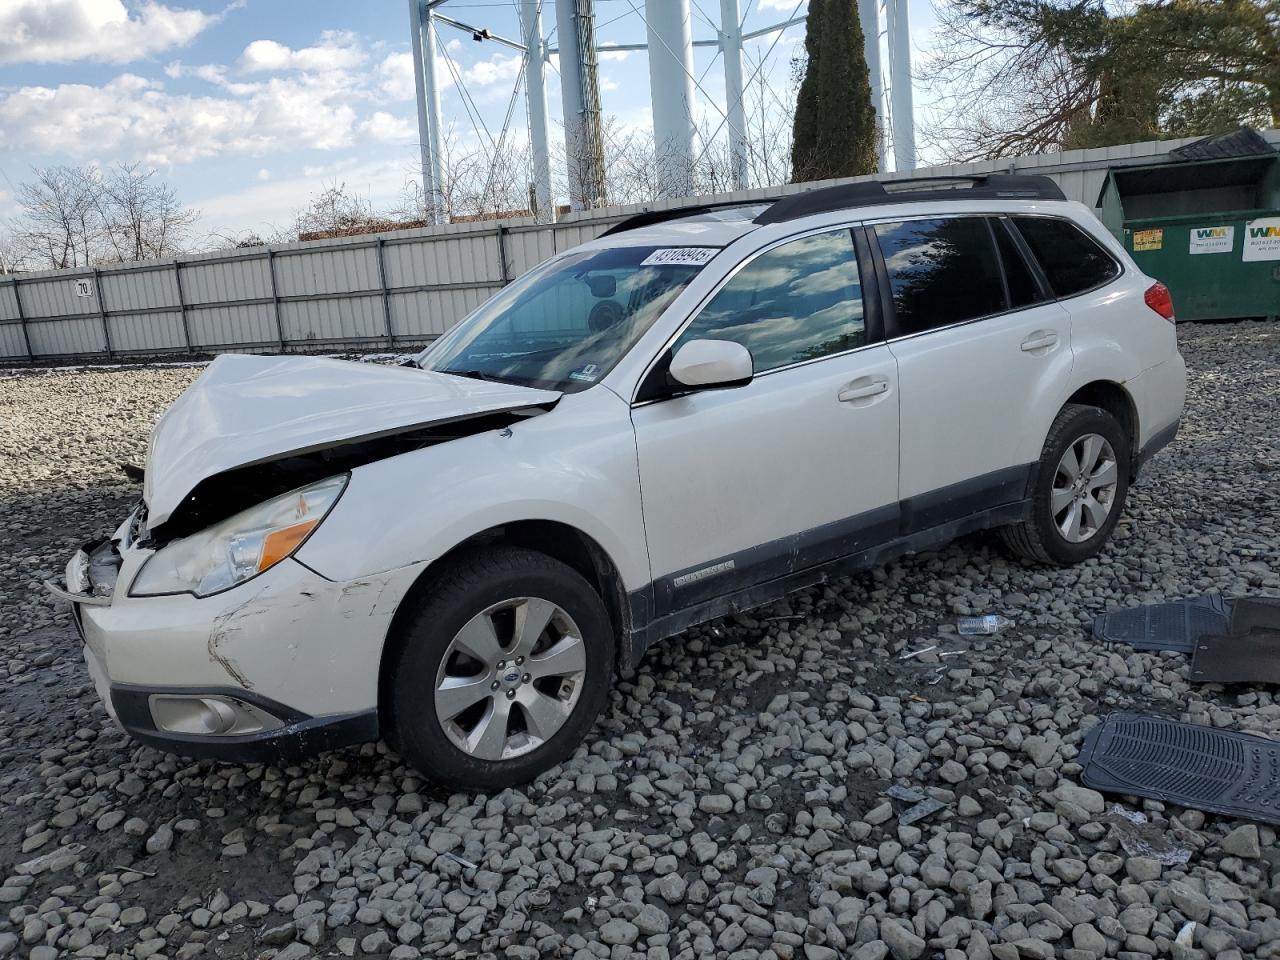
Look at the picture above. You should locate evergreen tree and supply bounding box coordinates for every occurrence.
[791,0,879,182]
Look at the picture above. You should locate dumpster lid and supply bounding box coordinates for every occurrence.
[1114,155,1276,196]
[1168,126,1276,162]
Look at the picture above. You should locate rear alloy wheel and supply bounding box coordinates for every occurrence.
[1000,403,1131,565]
[387,547,613,790]
[1050,433,1119,543]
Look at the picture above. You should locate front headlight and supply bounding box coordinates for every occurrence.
[130,475,348,598]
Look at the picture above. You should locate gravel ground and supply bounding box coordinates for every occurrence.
[1,321,1278,960]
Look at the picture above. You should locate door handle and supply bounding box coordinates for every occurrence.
[1021,331,1059,352]
[838,379,889,402]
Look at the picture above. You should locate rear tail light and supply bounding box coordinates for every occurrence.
[1144,282,1175,322]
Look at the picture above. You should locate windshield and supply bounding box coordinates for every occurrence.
[419,244,716,392]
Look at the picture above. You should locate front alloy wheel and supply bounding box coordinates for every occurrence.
[434,597,587,761]
[388,546,614,790]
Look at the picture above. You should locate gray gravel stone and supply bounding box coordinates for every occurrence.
[599,918,639,945]
[881,919,926,959]
[1221,824,1261,859]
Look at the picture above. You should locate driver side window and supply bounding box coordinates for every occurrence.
[674,229,865,373]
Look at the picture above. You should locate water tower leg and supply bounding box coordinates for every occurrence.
[646,0,697,198]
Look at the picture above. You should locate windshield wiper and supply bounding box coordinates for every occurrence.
[446,369,506,383]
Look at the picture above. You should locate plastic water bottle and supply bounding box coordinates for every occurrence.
[957,614,1012,636]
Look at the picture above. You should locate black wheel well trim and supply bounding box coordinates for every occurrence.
[376,520,636,729]
[1063,380,1139,468]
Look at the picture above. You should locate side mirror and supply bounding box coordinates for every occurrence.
[668,339,753,390]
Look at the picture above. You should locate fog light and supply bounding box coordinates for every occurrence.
[149,695,282,736]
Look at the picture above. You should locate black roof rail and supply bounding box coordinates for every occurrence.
[598,200,763,237]
[753,174,1066,226]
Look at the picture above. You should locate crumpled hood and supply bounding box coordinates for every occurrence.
[143,354,560,530]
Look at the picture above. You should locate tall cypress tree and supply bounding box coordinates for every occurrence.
[791,0,878,182]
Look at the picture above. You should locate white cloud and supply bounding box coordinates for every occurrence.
[359,112,416,143]
[376,52,417,101]
[165,60,230,84]
[238,31,366,73]
[378,49,494,102]
[463,53,523,88]
[376,46,521,97]
[0,0,213,65]
[598,42,632,63]
[0,71,361,166]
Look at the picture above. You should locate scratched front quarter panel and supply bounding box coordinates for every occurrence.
[78,558,425,716]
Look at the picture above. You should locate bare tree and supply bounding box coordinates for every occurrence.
[920,1,1093,163]
[97,163,199,262]
[9,166,101,271]
[0,234,22,276]
[3,163,199,271]
[290,182,389,239]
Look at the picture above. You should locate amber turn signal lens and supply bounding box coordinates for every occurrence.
[258,519,319,571]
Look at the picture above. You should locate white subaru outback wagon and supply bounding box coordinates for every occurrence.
[51,175,1186,790]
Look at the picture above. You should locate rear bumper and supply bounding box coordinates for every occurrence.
[1134,418,1179,475]
[1129,354,1186,472]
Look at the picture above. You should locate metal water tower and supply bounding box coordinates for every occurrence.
[408,0,917,223]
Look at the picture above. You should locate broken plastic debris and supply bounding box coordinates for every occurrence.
[1176,922,1196,947]
[887,785,926,803]
[441,851,478,870]
[899,644,938,660]
[1108,803,1148,825]
[1103,809,1193,866]
[886,785,947,825]
[899,798,947,825]
[957,615,1012,636]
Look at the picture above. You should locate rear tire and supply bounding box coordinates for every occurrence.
[1000,403,1130,566]
[386,546,614,791]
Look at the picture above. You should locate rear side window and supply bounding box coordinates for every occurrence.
[873,216,1006,335]
[675,228,865,372]
[993,218,1046,309]
[1012,216,1120,297]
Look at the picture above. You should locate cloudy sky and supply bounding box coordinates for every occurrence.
[0,0,939,238]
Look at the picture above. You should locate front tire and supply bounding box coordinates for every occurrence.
[387,547,614,791]
[1001,403,1130,565]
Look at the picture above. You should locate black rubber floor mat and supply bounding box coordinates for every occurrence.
[1079,712,1280,825]
[1191,629,1280,684]
[1230,597,1280,635]
[1092,594,1230,654]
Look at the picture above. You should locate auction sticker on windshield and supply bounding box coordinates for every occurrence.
[640,247,718,267]
[569,363,601,383]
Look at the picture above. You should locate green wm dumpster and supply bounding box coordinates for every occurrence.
[1098,127,1280,321]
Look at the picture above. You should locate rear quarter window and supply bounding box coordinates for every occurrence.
[1012,216,1120,298]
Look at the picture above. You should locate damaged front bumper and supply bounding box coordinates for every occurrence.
[49,513,422,764]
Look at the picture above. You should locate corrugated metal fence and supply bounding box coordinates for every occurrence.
[4,131,1275,362]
